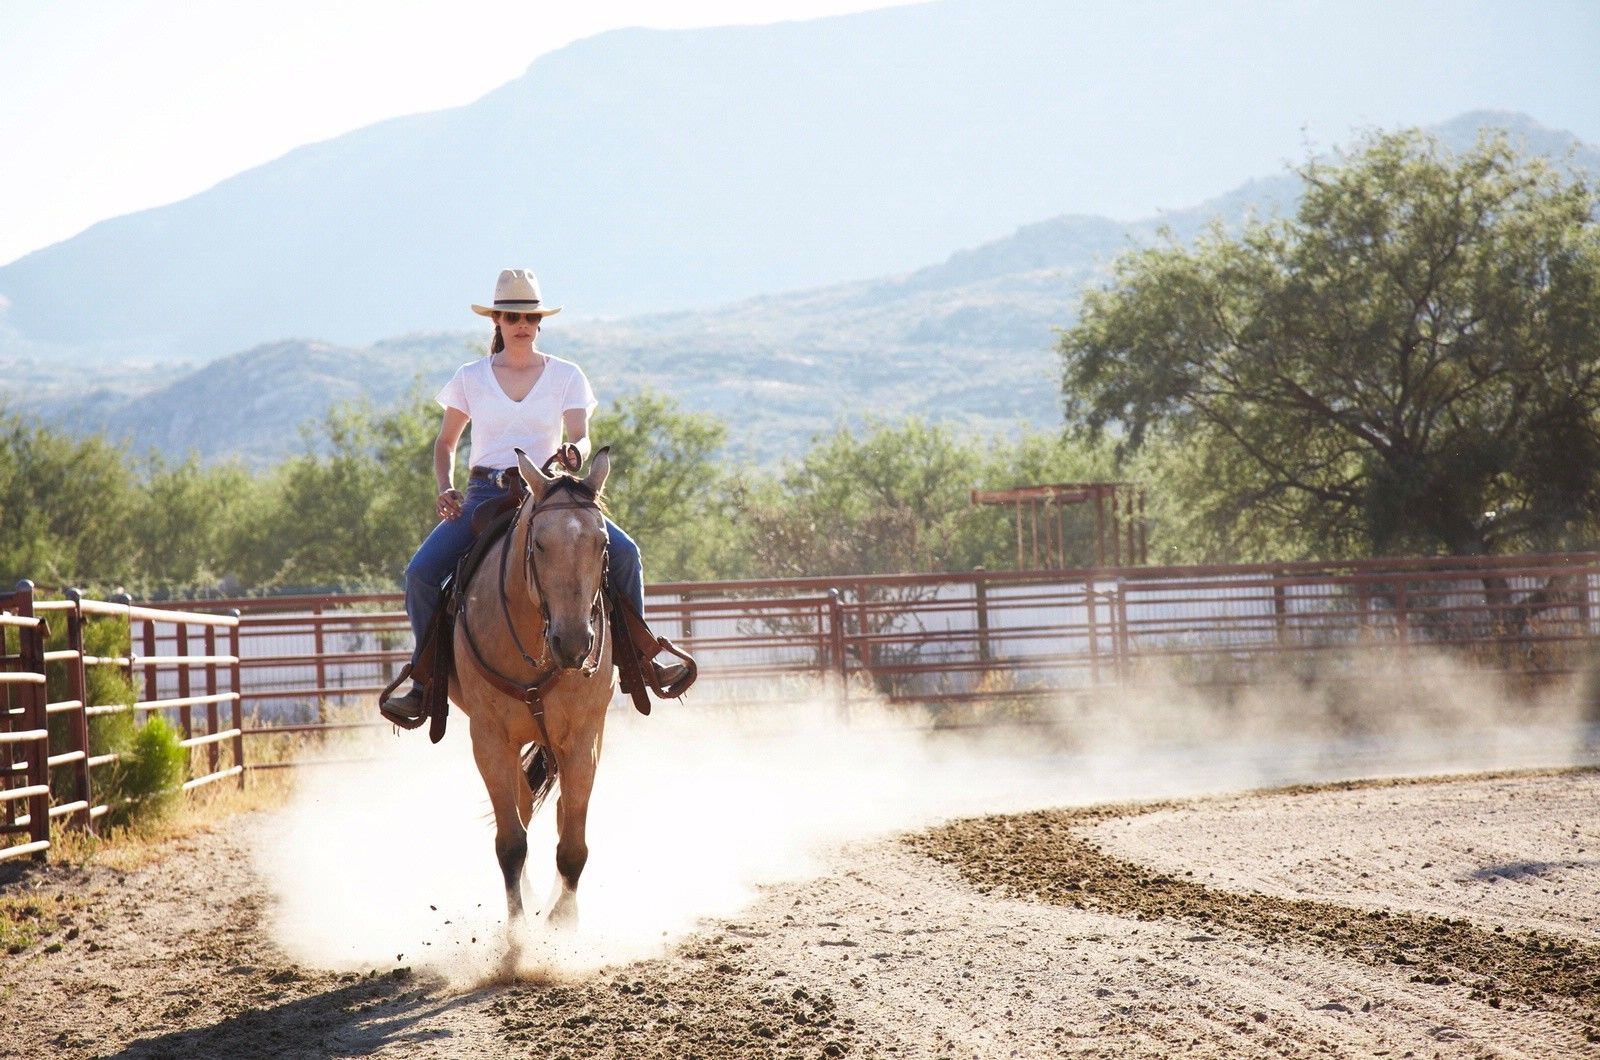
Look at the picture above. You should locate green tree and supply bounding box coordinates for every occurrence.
[737,419,982,577]
[1060,129,1600,560]
[125,455,261,591]
[591,391,732,582]
[734,419,1120,577]
[243,388,442,588]
[0,411,140,587]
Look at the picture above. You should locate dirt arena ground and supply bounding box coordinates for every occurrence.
[4,766,1598,1058]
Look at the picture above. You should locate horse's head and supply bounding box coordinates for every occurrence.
[513,445,612,670]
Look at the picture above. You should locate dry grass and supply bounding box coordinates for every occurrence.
[44,771,296,872]
[0,892,83,955]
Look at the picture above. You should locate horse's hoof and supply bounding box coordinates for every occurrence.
[499,934,524,979]
[548,897,578,932]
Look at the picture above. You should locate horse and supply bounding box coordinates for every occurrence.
[448,445,616,940]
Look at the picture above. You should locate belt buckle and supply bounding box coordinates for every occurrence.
[487,468,504,489]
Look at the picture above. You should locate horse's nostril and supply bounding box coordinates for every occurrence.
[551,634,563,656]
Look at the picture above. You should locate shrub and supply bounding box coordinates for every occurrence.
[114,716,187,823]
[44,609,185,825]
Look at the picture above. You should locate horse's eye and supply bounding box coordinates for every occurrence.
[534,541,545,553]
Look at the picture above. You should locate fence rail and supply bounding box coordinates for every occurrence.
[112,550,1600,713]
[5,550,1600,860]
[2,583,242,863]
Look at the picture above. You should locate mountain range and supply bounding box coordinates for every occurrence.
[2,0,1595,369]
[18,112,1596,465]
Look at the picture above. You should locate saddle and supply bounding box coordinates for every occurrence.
[378,467,698,737]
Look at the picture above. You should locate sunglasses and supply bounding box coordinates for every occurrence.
[497,311,542,324]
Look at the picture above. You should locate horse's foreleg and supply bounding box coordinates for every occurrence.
[470,730,529,929]
[548,732,600,930]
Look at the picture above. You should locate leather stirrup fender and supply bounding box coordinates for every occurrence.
[378,570,466,736]
[605,583,698,710]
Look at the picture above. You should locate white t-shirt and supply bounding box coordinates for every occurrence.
[435,355,598,471]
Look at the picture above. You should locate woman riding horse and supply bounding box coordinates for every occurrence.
[383,267,686,722]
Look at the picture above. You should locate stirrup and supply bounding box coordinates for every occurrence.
[378,681,429,730]
[647,643,697,698]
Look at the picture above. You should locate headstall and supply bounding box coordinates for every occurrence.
[511,477,609,678]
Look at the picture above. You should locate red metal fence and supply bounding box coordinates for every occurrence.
[1,583,242,863]
[5,551,1598,859]
[125,550,1600,712]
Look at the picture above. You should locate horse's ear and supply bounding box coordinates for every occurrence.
[514,447,553,500]
[583,446,611,495]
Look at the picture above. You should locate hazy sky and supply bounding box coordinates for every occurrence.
[0,0,921,266]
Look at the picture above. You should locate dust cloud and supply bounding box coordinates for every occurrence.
[253,659,1597,984]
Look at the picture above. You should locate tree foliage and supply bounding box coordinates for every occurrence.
[735,419,1115,576]
[125,456,258,590]
[1060,129,1600,559]
[591,391,732,582]
[6,394,1115,593]
[0,411,140,587]
[236,388,442,589]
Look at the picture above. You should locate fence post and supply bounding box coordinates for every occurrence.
[229,611,245,788]
[1273,574,1289,647]
[140,617,157,707]
[854,598,872,681]
[204,624,220,777]
[974,568,991,664]
[175,622,193,750]
[1579,569,1594,634]
[1115,581,1131,685]
[1085,574,1100,686]
[827,589,848,720]
[1395,579,1411,656]
[15,581,49,859]
[312,603,328,726]
[64,589,93,830]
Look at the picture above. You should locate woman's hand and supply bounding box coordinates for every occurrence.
[553,443,582,473]
[437,487,465,521]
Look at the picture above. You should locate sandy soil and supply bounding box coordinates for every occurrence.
[4,769,1598,1058]
[1088,771,1600,940]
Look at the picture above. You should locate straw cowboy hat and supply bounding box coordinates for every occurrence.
[470,268,563,317]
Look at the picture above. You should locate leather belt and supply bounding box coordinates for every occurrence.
[469,466,516,489]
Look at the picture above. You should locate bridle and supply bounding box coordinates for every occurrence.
[506,476,609,678]
[458,472,610,732]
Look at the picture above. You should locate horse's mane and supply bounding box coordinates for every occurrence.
[537,471,611,519]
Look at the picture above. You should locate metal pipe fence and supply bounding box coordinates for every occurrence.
[5,552,1597,858]
[145,551,1600,713]
[2,582,241,863]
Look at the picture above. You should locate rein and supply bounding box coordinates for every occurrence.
[459,475,609,725]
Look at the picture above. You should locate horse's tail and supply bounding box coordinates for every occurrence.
[521,743,559,817]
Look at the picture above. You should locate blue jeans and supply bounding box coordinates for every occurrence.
[403,479,644,665]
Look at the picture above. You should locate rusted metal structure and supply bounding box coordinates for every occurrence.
[970,482,1147,568]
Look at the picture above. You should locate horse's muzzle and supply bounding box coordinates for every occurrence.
[549,627,594,670]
